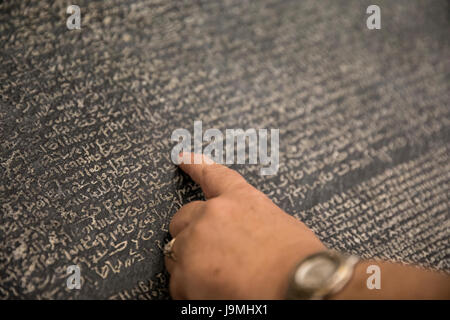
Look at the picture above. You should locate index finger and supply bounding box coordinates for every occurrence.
[178,152,248,199]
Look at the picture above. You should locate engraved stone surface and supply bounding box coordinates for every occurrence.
[0,0,449,299]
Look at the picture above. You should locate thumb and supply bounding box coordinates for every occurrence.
[178,153,248,199]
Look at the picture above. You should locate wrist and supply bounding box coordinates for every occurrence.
[328,261,369,299]
[269,242,326,299]
[283,249,360,300]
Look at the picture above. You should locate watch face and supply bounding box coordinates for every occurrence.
[294,255,338,289]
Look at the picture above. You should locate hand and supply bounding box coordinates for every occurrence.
[165,153,326,299]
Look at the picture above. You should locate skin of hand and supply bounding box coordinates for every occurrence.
[165,153,326,299]
[166,153,450,300]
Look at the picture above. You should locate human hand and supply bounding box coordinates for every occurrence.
[165,153,326,299]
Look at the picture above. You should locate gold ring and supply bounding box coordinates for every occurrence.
[163,238,177,261]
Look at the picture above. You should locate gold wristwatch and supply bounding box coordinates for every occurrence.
[285,250,360,300]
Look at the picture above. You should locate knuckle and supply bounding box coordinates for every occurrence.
[168,220,178,236]
[187,219,207,238]
[170,201,204,229]
[204,198,228,217]
[169,211,180,225]
[201,163,222,185]
[178,200,204,214]
[201,163,216,180]
[169,212,183,233]
[185,200,204,208]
